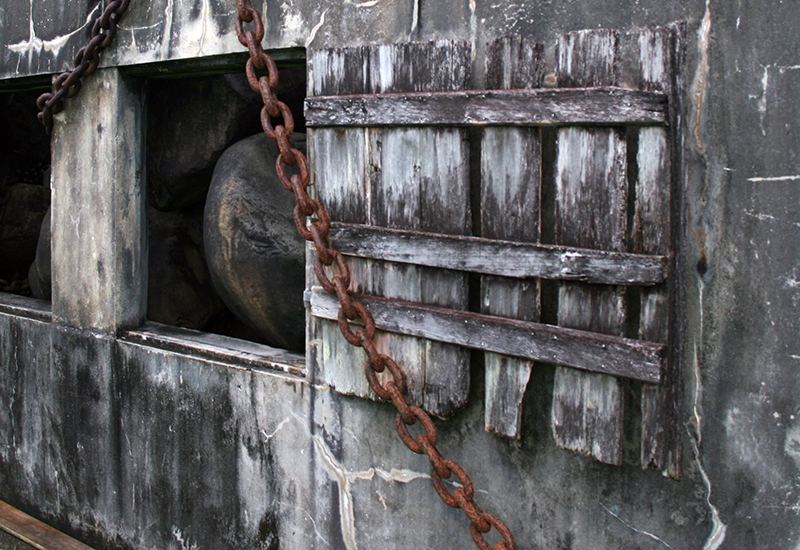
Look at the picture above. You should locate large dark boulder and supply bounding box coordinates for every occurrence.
[29,204,228,333]
[28,208,51,299]
[204,133,306,352]
[0,182,50,281]
[147,205,226,329]
[147,76,262,212]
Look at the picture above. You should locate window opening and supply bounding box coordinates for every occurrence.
[0,88,51,300]
[144,67,307,352]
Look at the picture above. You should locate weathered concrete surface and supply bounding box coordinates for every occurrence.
[0,1,798,549]
[50,69,146,333]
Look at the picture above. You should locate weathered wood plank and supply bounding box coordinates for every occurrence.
[304,87,668,128]
[481,35,543,437]
[551,30,627,465]
[364,41,472,417]
[0,500,97,550]
[309,46,374,400]
[637,25,683,478]
[328,223,666,284]
[308,41,472,418]
[309,289,664,383]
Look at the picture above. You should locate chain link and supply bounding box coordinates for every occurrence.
[36,0,132,133]
[234,3,515,549]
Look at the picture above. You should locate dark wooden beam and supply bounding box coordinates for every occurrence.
[305,87,668,127]
[0,501,96,550]
[329,222,667,285]
[309,289,665,383]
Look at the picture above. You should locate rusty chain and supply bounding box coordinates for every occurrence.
[36,0,132,133]
[235,2,515,549]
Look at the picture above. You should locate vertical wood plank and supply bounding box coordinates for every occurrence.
[551,30,627,465]
[365,42,472,417]
[481,35,544,437]
[309,47,373,398]
[637,26,683,478]
[308,41,472,418]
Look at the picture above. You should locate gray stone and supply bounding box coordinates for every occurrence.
[204,133,306,352]
[147,205,226,330]
[146,76,262,211]
[28,208,50,300]
[0,182,50,281]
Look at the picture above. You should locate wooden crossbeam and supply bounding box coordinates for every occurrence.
[328,222,667,285]
[309,288,665,383]
[305,87,667,127]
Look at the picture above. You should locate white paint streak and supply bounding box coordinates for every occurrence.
[8,3,98,58]
[747,175,800,182]
[469,0,478,60]
[161,0,175,60]
[690,0,712,155]
[692,433,728,550]
[260,416,292,441]
[410,0,420,38]
[601,504,674,548]
[689,270,728,550]
[306,11,326,47]
[345,0,385,6]
[759,65,770,136]
[290,412,427,550]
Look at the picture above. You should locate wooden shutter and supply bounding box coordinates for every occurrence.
[306,26,684,476]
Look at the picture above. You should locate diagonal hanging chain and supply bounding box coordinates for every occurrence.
[234,2,515,549]
[36,0,132,134]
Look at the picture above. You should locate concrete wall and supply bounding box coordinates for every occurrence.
[1,1,799,549]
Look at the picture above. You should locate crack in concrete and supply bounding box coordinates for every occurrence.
[601,504,674,549]
[691,274,728,550]
[306,11,326,48]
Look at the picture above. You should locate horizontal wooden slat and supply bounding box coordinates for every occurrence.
[310,288,664,383]
[329,222,667,285]
[305,87,667,127]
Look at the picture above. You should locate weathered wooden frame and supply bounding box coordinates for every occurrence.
[307,26,685,476]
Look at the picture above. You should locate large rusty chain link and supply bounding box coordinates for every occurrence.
[36,0,132,133]
[235,2,516,549]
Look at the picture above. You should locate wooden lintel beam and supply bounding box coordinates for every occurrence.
[329,222,667,285]
[310,288,664,383]
[305,87,668,127]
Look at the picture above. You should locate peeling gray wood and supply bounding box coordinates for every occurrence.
[328,223,667,284]
[480,35,543,438]
[304,87,668,128]
[551,30,627,465]
[310,288,664,383]
[308,41,472,418]
[50,68,146,333]
[637,25,683,479]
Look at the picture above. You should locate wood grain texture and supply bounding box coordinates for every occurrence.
[328,221,667,284]
[551,29,627,465]
[481,35,543,437]
[308,41,472,418]
[0,500,97,550]
[304,87,668,128]
[637,25,683,478]
[310,288,664,383]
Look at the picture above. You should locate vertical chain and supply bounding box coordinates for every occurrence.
[234,3,516,549]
